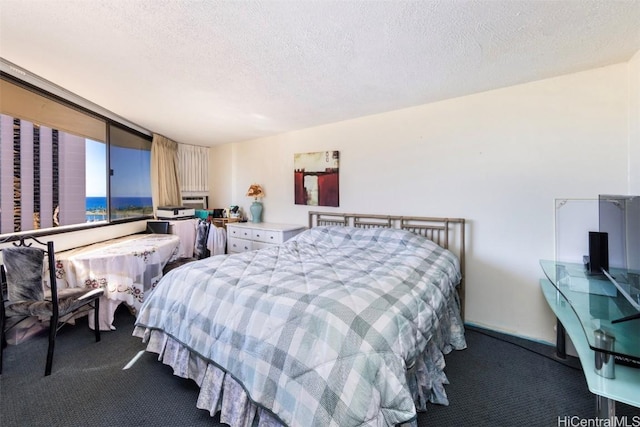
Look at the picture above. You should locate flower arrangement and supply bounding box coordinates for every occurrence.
[246,184,265,200]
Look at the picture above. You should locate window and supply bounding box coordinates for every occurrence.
[0,77,152,236]
[85,139,108,222]
[109,124,153,220]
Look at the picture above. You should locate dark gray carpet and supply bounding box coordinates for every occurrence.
[1,307,638,427]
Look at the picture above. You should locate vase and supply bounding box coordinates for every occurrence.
[250,201,263,223]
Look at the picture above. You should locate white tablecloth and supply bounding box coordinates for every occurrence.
[168,218,198,258]
[56,234,180,330]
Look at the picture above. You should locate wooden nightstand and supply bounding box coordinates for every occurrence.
[211,217,240,228]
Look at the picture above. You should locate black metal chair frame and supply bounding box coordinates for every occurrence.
[0,236,103,376]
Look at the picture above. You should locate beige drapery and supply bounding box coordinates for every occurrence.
[177,143,209,192]
[150,134,182,213]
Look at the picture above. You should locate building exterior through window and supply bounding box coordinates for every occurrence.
[0,114,88,234]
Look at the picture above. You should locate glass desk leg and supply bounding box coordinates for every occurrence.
[556,318,566,359]
[593,330,615,379]
[596,395,616,420]
[594,329,616,421]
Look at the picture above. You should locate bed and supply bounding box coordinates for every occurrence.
[133,212,467,427]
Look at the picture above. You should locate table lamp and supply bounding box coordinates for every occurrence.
[246,184,264,223]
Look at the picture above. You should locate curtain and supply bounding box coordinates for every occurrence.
[150,134,182,213]
[177,143,209,193]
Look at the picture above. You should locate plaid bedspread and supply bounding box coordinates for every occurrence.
[134,226,463,426]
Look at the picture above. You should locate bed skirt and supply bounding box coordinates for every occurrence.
[132,294,466,427]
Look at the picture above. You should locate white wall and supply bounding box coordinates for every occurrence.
[209,61,635,343]
[630,49,640,194]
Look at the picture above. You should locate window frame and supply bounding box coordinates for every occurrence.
[0,73,154,242]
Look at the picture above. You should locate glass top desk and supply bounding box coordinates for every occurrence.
[541,260,640,361]
[540,260,640,418]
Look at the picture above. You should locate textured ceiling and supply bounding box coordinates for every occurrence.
[1,0,639,147]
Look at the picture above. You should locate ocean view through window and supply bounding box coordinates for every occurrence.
[108,124,153,221]
[86,196,153,222]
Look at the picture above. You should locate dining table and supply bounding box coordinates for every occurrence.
[55,233,180,331]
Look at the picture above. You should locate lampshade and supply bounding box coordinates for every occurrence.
[246,184,264,199]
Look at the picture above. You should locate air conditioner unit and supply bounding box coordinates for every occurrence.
[181,195,208,209]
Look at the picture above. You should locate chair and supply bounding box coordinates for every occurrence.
[146,220,197,273]
[0,237,104,376]
[146,220,170,234]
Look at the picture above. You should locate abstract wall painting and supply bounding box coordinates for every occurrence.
[294,151,339,207]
